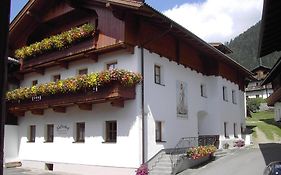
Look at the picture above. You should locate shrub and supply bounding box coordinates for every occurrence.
[233,139,245,148]
[187,145,217,160]
[136,164,148,175]
[247,98,266,113]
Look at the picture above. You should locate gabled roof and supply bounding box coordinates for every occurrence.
[10,0,254,80]
[209,42,233,54]
[258,0,281,57]
[251,65,271,73]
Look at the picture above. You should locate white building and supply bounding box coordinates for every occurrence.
[6,0,253,174]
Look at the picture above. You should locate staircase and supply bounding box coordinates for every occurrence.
[149,153,172,175]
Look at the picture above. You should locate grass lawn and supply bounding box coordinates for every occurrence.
[246,111,281,140]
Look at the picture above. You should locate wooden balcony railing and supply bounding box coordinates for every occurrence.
[7,82,136,116]
[267,87,281,106]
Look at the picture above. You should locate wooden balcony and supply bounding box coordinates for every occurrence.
[18,38,133,76]
[7,82,136,116]
[267,87,281,106]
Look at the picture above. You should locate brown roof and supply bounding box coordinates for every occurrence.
[10,0,254,80]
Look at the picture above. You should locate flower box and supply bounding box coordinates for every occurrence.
[173,154,212,175]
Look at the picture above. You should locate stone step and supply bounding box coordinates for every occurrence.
[149,170,171,175]
[5,161,22,168]
[152,165,172,171]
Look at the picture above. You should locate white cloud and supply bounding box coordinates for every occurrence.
[163,0,263,43]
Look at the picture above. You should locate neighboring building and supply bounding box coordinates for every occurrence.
[246,65,273,99]
[7,0,253,174]
[259,0,281,121]
[5,57,20,164]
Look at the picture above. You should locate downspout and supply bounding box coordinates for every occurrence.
[140,24,173,164]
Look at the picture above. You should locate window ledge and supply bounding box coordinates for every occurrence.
[44,141,53,143]
[27,141,35,143]
[155,83,165,87]
[102,141,117,144]
[156,141,167,143]
[73,141,85,143]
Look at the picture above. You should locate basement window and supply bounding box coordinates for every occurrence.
[105,121,117,143]
[28,125,36,142]
[45,163,53,171]
[75,122,85,143]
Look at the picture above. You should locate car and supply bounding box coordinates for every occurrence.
[264,161,281,175]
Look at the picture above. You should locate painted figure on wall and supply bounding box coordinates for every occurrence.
[177,81,188,117]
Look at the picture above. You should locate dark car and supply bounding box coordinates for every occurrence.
[264,161,281,175]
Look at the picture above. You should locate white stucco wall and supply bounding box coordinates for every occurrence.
[142,49,246,160]
[4,125,19,163]
[274,102,281,121]
[18,48,143,170]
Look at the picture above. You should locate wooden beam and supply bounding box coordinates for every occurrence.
[52,106,66,113]
[77,103,92,111]
[31,109,44,115]
[15,73,24,80]
[57,61,69,69]
[176,39,180,64]
[32,68,45,75]
[13,110,25,117]
[111,99,124,108]
[84,52,98,62]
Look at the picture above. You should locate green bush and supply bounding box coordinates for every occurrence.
[247,98,266,113]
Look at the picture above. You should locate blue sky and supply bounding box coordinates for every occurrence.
[10,0,263,42]
[10,0,203,20]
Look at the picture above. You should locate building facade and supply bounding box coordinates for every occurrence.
[246,65,273,99]
[6,0,253,174]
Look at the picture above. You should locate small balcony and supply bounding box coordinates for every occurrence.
[8,81,136,116]
[7,69,142,116]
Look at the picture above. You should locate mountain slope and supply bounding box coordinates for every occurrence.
[226,21,281,71]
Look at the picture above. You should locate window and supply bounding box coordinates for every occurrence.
[256,95,260,98]
[75,122,85,142]
[223,86,228,101]
[154,65,161,84]
[105,121,117,142]
[32,80,38,86]
[45,124,54,142]
[107,62,117,70]
[224,122,229,138]
[53,74,61,82]
[155,121,163,142]
[28,125,36,142]
[232,90,237,104]
[233,123,237,137]
[78,68,88,75]
[200,84,207,97]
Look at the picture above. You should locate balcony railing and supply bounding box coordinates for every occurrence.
[8,82,136,116]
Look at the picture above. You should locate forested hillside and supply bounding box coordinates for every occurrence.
[226,21,281,71]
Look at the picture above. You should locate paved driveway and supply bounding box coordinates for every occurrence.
[180,143,281,175]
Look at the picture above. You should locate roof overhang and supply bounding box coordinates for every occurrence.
[258,0,281,57]
[262,57,281,85]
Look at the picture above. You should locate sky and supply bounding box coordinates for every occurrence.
[10,0,263,43]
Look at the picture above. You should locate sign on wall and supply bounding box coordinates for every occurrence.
[56,124,70,135]
[177,80,188,118]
